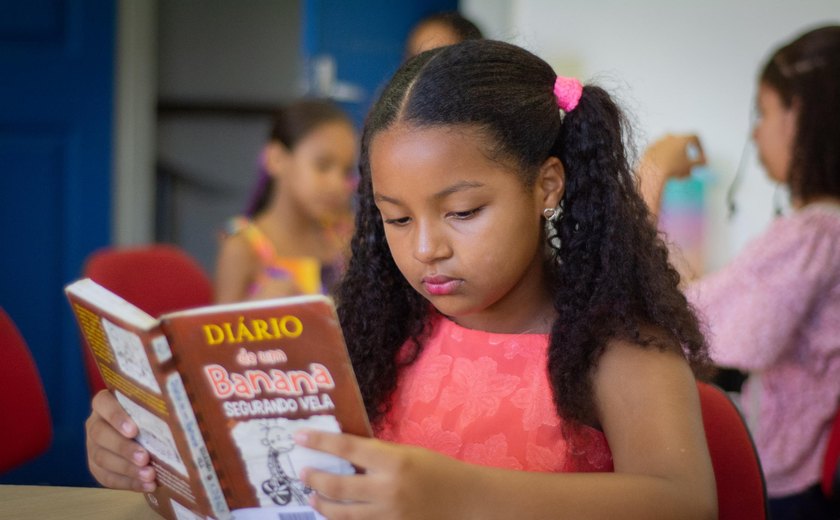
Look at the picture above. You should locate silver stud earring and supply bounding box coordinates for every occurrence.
[543,201,564,255]
[542,201,563,223]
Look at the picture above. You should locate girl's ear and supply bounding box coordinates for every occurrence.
[784,96,801,140]
[536,156,565,209]
[264,141,291,179]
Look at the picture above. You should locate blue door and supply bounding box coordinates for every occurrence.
[0,0,114,485]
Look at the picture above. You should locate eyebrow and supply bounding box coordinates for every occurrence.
[374,180,485,206]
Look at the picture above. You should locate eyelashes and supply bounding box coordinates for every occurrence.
[382,206,485,227]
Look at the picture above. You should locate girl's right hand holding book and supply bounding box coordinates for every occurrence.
[86,390,157,492]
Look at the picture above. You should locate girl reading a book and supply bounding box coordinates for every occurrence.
[214,99,357,303]
[86,40,717,518]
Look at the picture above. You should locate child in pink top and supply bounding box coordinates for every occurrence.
[85,40,716,518]
[640,25,840,520]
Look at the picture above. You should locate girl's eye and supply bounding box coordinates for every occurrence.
[383,216,411,226]
[447,207,483,220]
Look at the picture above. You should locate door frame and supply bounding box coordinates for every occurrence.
[114,0,156,245]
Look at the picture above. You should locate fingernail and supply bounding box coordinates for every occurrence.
[133,450,146,464]
[121,421,134,436]
[294,430,310,445]
[139,467,154,481]
[142,482,156,492]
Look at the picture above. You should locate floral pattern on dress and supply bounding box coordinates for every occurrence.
[463,434,523,470]
[510,359,561,430]
[525,437,569,472]
[397,350,452,409]
[380,314,613,474]
[439,356,520,430]
[393,416,462,458]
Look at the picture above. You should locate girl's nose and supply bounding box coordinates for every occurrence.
[412,221,452,264]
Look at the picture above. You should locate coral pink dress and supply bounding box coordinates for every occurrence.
[377,314,614,473]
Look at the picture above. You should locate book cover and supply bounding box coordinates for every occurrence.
[65,278,371,520]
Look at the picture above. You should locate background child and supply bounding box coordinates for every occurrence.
[85,40,717,518]
[639,25,840,520]
[214,99,357,303]
[404,11,483,59]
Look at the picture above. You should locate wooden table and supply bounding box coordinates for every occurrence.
[0,485,161,519]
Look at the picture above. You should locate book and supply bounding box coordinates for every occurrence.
[65,278,371,520]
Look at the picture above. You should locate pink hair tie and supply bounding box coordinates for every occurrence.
[553,76,583,112]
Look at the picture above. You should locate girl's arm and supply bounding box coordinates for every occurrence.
[86,390,157,492]
[297,341,716,520]
[214,234,257,303]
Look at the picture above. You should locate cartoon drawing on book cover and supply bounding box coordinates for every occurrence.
[232,415,354,507]
[261,421,309,505]
[114,390,188,476]
[101,317,161,393]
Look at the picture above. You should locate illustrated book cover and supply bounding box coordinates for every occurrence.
[65,278,371,520]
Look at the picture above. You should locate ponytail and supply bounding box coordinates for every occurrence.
[545,85,709,424]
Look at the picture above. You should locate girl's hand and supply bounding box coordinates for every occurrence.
[641,133,706,182]
[295,430,472,520]
[85,390,157,492]
[638,133,706,218]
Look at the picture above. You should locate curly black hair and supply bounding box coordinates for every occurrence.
[760,25,840,203]
[337,40,710,427]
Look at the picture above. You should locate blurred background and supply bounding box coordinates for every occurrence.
[0,0,836,486]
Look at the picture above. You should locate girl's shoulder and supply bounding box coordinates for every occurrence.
[795,201,840,228]
[222,215,255,237]
[221,215,278,264]
[742,203,840,261]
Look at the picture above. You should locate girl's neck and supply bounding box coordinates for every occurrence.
[261,195,324,235]
[254,197,336,259]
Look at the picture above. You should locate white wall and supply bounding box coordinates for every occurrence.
[463,0,839,270]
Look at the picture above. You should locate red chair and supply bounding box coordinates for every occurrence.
[698,381,768,520]
[0,307,52,474]
[822,407,840,500]
[81,244,214,393]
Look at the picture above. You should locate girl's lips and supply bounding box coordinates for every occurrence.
[422,276,462,296]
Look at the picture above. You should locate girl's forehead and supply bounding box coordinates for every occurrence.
[369,123,510,173]
[369,123,526,196]
[292,120,352,146]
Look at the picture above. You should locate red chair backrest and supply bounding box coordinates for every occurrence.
[81,244,214,393]
[698,381,768,520]
[822,406,840,499]
[0,307,52,474]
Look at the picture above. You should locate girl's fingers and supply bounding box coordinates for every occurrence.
[88,447,157,492]
[686,134,707,167]
[86,413,148,467]
[91,390,138,438]
[302,469,382,503]
[295,430,389,470]
[86,392,154,491]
